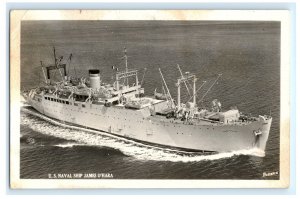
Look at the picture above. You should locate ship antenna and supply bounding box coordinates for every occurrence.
[158,68,175,108]
[199,73,222,103]
[177,64,192,98]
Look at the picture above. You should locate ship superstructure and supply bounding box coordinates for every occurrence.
[23,47,272,153]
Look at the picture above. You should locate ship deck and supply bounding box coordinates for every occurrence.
[150,114,253,127]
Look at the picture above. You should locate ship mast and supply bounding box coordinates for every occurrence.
[158,68,175,108]
[124,47,129,86]
[116,48,139,92]
[40,61,48,84]
[53,47,65,82]
[176,71,197,108]
[177,64,192,97]
[186,80,206,104]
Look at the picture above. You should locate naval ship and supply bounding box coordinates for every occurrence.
[23,47,272,153]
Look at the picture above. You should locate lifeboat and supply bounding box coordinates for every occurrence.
[154,88,168,100]
[125,98,152,109]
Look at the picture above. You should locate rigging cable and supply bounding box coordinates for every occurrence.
[198,74,222,103]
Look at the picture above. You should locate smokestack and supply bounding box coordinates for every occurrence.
[89,69,101,89]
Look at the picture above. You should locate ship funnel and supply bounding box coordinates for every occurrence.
[89,69,101,89]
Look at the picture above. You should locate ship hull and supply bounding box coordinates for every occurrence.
[27,96,272,153]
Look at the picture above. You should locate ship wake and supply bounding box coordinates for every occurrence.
[21,107,265,162]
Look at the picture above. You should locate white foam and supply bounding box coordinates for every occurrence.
[53,143,84,148]
[21,108,265,162]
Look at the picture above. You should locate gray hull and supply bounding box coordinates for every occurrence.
[27,96,272,152]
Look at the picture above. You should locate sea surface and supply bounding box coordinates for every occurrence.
[20,21,280,179]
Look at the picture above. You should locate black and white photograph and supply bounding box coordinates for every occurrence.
[10,10,290,188]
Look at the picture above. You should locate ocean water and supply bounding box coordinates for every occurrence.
[20,21,280,179]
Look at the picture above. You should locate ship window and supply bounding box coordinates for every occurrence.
[82,104,85,108]
[51,98,53,101]
[66,101,69,105]
[74,103,78,106]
